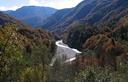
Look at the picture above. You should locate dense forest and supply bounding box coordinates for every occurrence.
[0,23,56,81]
[0,16,127,82]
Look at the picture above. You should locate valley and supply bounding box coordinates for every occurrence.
[0,0,128,82]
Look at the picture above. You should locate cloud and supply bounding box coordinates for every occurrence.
[47,0,83,9]
[0,6,6,11]
[28,0,41,6]
[0,6,19,11]
[28,0,83,9]
[0,0,83,10]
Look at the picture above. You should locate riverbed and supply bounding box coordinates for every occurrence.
[50,40,82,66]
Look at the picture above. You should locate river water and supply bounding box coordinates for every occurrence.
[50,40,81,66]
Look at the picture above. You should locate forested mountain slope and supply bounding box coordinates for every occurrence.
[0,12,55,82]
[41,0,128,36]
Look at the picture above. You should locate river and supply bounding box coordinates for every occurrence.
[50,40,82,66]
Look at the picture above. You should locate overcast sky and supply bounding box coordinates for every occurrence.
[0,0,83,11]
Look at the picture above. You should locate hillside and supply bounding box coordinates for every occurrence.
[40,0,128,36]
[42,8,72,30]
[4,6,57,27]
[0,12,29,28]
[0,12,56,81]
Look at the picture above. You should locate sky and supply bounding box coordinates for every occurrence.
[0,0,83,11]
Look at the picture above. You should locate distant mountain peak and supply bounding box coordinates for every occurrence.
[4,6,57,27]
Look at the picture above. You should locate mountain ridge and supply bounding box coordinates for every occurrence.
[0,11,30,28]
[4,6,57,27]
[40,0,128,36]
